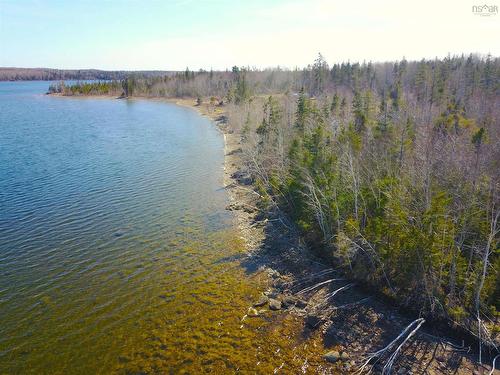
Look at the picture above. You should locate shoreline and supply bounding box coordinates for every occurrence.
[166,97,497,375]
[46,93,496,374]
[168,97,498,375]
[167,97,266,251]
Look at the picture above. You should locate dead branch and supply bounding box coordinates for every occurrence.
[323,283,355,301]
[308,283,356,317]
[296,278,345,295]
[357,318,425,374]
[382,318,425,374]
[488,354,499,375]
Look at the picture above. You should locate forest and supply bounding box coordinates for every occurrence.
[56,54,499,347]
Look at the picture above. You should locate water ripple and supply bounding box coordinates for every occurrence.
[0,82,231,374]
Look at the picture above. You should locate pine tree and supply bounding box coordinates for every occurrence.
[295,88,310,132]
[352,90,366,132]
[312,53,329,94]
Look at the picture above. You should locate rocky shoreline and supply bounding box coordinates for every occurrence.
[49,93,498,374]
[184,98,497,375]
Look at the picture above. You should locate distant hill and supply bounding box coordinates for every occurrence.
[0,68,172,81]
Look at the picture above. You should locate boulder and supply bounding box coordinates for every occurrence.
[269,299,282,311]
[231,170,253,186]
[323,350,340,363]
[281,295,297,308]
[253,295,269,307]
[296,299,307,308]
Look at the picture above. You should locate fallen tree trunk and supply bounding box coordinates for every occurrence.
[357,318,425,374]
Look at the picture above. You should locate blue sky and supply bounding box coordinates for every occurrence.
[0,0,498,70]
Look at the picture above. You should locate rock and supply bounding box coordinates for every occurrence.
[281,295,297,308]
[305,314,322,328]
[113,230,125,237]
[296,299,307,308]
[231,170,253,186]
[267,291,278,299]
[253,295,269,307]
[227,147,242,155]
[264,290,278,299]
[269,299,282,311]
[226,203,239,211]
[239,177,253,186]
[247,307,259,317]
[323,350,340,363]
[243,205,256,213]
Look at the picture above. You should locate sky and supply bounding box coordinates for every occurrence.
[0,0,499,70]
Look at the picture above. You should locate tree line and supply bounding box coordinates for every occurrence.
[0,68,170,81]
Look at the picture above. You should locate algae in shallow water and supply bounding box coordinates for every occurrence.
[110,230,335,374]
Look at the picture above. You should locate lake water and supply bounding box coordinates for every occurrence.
[0,82,327,374]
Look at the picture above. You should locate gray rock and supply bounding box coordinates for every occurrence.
[240,177,253,186]
[253,295,269,307]
[243,205,256,213]
[269,298,282,311]
[281,295,297,308]
[231,171,253,186]
[296,299,307,308]
[323,350,340,363]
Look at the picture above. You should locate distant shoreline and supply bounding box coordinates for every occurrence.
[0,68,171,82]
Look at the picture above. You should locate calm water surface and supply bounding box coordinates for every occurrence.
[0,82,327,374]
